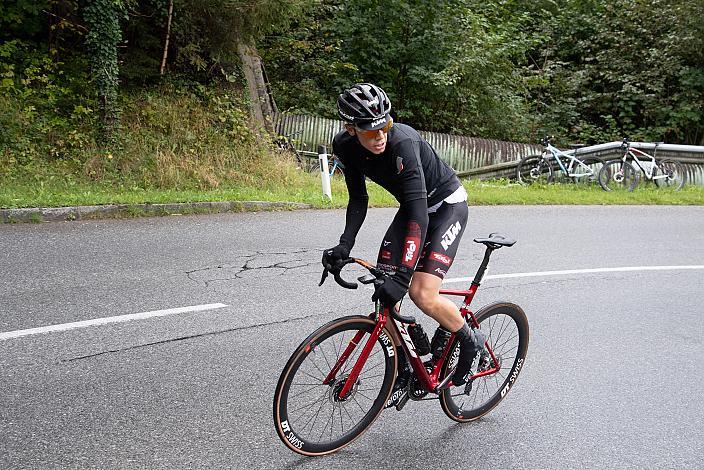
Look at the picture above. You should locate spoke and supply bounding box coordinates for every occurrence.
[354,390,375,402]
[296,368,326,384]
[316,340,336,378]
[288,391,328,415]
[288,383,326,400]
[336,405,343,437]
[300,394,329,436]
[493,331,518,354]
[352,394,367,413]
[319,404,335,441]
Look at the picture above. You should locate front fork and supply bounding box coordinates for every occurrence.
[324,302,388,399]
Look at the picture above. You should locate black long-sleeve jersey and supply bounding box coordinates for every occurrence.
[332,123,461,268]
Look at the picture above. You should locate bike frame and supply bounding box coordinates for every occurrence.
[544,143,594,179]
[325,252,502,399]
[622,145,667,181]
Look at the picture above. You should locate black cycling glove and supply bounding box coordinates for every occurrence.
[372,266,413,306]
[322,243,350,271]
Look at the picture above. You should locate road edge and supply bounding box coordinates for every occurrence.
[0,201,313,223]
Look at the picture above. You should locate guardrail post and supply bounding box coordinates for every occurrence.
[318,144,332,201]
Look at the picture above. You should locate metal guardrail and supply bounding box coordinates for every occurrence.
[274,113,704,186]
[464,141,704,185]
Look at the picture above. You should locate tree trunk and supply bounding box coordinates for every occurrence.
[237,42,277,132]
[160,0,174,75]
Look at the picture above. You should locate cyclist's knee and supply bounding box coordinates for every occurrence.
[408,283,439,311]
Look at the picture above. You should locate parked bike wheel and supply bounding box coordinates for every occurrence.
[571,157,600,186]
[654,159,685,191]
[328,159,344,178]
[273,316,396,456]
[439,302,529,423]
[516,155,554,185]
[598,160,639,192]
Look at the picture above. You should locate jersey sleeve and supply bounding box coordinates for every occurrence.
[394,139,429,270]
[334,138,368,249]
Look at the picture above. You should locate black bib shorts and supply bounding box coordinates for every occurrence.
[376,201,468,279]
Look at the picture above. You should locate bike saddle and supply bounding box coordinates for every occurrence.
[473,233,516,248]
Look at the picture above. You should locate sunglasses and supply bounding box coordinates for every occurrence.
[355,118,393,138]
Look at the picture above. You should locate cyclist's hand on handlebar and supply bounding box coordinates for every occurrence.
[322,243,350,271]
[371,267,412,306]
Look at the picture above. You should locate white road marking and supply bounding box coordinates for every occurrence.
[3,265,702,341]
[0,303,228,341]
[443,265,704,285]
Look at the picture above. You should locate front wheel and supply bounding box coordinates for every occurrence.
[598,159,639,192]
[654,159,685,190]
[273,316,396,456]
[516,154,554,185]
[439,302,529,422]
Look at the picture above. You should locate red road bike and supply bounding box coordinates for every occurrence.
[273,233,529,456]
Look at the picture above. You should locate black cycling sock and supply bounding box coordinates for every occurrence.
[451,323,486,386]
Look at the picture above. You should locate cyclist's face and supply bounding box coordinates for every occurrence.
[347,125,388,155]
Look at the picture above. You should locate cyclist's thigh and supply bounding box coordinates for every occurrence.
[416,202,468,279]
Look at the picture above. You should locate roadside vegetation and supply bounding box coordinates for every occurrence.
[1,1,702,214]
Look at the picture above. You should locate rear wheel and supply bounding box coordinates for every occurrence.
[654,159,685,190]
[516,154,554,185]
[598,159,639,192]
[439,302,529,422]
[273,316,396,456]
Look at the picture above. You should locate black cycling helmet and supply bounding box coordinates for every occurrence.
[337,83,392,131]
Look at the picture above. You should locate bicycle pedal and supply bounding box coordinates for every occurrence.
[464,380,473,395]
[395,392,410,411]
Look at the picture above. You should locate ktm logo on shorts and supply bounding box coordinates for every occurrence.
[430,252,452,266]
[441,221,462,250]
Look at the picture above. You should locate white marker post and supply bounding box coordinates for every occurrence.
[318,144,332,201]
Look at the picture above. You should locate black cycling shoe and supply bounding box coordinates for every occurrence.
[451,325,486,386]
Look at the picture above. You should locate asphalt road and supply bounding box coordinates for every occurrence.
[1,205,703,469]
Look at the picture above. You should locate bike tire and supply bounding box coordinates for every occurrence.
[598,159,639,192]
[571,157,600,186]
[516,154,554,185]
[439,302,529,423]
[273,315,396,456]
[654,159,685,191]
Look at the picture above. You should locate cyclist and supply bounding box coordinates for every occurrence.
[322,83,485,404]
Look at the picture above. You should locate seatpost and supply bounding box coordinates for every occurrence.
[472,246,495,287]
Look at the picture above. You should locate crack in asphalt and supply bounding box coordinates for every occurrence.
[58,311,329,363]
[186,249,321,286]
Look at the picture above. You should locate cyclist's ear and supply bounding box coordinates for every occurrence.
[345,124,355,136]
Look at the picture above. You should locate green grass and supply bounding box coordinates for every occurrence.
[465,179,704,205]
[2,173,703,210]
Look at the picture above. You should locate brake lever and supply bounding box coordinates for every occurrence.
[319,258,357,289]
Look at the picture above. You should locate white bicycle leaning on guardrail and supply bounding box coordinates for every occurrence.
[516,136,601,186]
[598,138,686,192]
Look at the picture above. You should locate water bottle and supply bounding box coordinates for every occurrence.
[407,323,431,356]
[430,326,452,361]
